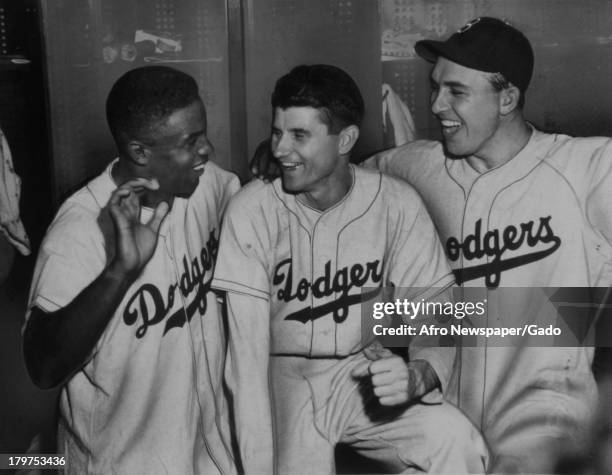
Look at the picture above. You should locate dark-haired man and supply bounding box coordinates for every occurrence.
[213,64,487,474]
[23,66,238,474]
[364,17,612,473]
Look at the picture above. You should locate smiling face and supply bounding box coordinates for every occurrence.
[430,57,503,159]
[144,100,212,198]
[271,106,350,207]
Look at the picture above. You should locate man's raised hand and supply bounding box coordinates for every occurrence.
[108,178,169,278]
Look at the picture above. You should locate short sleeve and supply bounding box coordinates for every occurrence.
[212,197,271,300]
[360,140,440,184]
[27,206,107,321]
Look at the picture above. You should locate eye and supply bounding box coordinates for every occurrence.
[185,132,204,148]
[450,88,466,97]
[293,131,308,142]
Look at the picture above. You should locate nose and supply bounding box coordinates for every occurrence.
[272,133,291,158]
[430,88,448,115]
[196,135,213,158]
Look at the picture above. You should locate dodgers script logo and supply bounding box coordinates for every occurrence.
[447,216,561,287]
[273,258,383,324]
[122,230,219,338]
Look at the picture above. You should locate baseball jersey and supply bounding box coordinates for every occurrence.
[364,127,612,462]
[212,165,455,388]
[26,160,239,474]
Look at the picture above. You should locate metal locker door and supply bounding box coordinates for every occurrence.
[40,0,231,204]
[240,0,383,162]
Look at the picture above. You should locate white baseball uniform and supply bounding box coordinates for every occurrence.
[364,127,612,472]
[26,160,239,474]
[212,165,489,474]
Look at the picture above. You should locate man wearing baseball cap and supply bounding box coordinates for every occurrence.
[363,17,612,473]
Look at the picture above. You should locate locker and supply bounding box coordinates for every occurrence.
[41,0,230,203]
[40,0,383,204]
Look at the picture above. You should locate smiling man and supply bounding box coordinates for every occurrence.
[212,64,487,474]
[23,66,238,474]
[363,17,612,473]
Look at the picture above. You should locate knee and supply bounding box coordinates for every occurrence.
[413,402,490,471]
[421,402,479,443]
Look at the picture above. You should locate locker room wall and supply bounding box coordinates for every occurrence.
[0,0,57,457]
[381,0,612,141]
[240,0,382,163]
[41,0,231,204]
[41,0,383,204]
[41,1,612,206]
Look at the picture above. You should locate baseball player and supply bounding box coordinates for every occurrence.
[361,17,612,473]
[212,64,488,474]
[23,66,238,474]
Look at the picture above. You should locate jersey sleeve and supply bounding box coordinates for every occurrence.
[360,140,439,183]
[212,192,271,300]
[26,205,107,322]
[204,160,241,218]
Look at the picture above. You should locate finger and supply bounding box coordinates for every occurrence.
[363,341,393,361]
[109,187,137,223]
[124,189,141,216]
[108,199,130,230]
[119,177,160,191]
[373,384,399,398]
[147,201,169,233]
[111,187,141,221]
[110,183,144,209]
[368,356,406,376]
[379,395,405,407]
[109,187,133,209]
[371,371,397,387]
[351,360,371,379]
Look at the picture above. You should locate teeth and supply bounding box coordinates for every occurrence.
[280,162,301,170]
[441,119,461,128]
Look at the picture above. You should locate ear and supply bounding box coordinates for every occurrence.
[338,125,360,155]
[125,140,151,166]
[499,84,521,116]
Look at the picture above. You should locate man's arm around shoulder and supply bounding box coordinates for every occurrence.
[360,140,440,178]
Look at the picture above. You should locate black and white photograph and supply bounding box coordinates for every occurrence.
[2,1,612,473]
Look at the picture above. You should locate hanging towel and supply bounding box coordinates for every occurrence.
[0,128,31,255]
[382,83,416,146]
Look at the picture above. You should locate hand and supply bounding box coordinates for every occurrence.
[250,138,280,182]
[352,341,440,406]
[108,178,169,278]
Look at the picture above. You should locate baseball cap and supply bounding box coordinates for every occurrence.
[415,17,534,92]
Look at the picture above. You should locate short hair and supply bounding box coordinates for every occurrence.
[106,66,200,150]
[487,72,525,110]
[271,64,364,134]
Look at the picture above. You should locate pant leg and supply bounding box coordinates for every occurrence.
[329,353,489,474]
[341,400,489,474]
[271,353,489,474]
[270,356,337,475]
